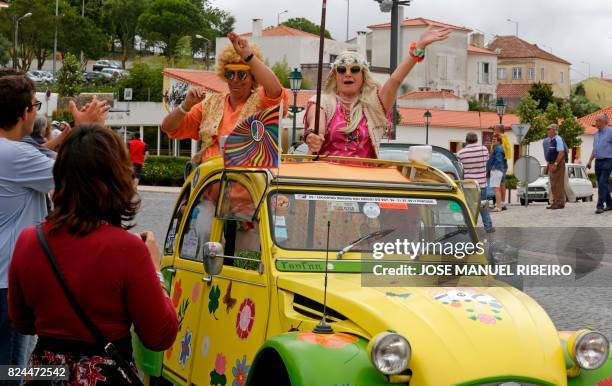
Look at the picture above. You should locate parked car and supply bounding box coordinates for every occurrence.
[82,71,109,83]
[100,68,125,80]
[27,70,54,83]
[92,59,122,71]
[133,155,610,386]
[517,163,593,204]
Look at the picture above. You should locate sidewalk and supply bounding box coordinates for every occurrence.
[137,185,181,193]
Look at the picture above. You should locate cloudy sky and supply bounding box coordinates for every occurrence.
[211,0,612,82]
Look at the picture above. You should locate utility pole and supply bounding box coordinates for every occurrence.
[53,0,58,77]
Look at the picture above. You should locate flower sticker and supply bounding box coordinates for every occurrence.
[236,298,255,339]
[297,332,358,349]
[232,355,251,386]
[192,283,201,302]
[177,298,190,331]
[178,329,192,368]
[210,353,227,386]
[597,379,612,386]
[209,284,221,320]
[201,335,211,357]
[172,279,183,308]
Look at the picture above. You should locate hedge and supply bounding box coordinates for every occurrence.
[140,156,190,186]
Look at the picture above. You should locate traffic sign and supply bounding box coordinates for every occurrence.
[124,88,133,101]
[514,155,540,184]
[511,124,530,142]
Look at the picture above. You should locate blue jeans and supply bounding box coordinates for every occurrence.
[479,188,493,230]
[595,158,612,209]
[0,288,30,386]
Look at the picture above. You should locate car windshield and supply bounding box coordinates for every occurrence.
[269,191,476,258]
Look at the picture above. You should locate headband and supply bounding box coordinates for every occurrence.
[332,52,369,69]
[225,64,251,71]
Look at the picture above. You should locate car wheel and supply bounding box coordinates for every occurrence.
[586,195,593,202]
[519,198,525,205]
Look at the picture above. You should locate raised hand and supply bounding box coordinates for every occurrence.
[183,87,207,110]
[227,31,252,59]
[416,26,452,49]
[69,95,110,127]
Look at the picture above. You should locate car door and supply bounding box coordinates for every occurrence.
[574,166,592,198]
[162,179,220,383]
[189,177,270,386]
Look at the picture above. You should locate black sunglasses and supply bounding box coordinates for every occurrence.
[336,65,362,74]
[30,100,42,111]
[225,70,249,81]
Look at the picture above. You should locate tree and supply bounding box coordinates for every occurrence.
[568,90,599,118]
[115,63,163,102]
[0,35,10,66]
[517,94,547,144]
[281,17,332,39]
[556,101,584,149]
[137,0,204,60]
[527,82,555,111]
[103,0,148,67]
[271,59,290,88]
[56,53,83,97]
[59,12,107,68]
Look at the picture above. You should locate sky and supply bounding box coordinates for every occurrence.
[210,0,612,83]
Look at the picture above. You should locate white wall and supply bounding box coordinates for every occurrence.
[396,97,468,111]
[36,92,59,117]
[466,53,497,101]
[215,36,357,69]
[105,102,165,127]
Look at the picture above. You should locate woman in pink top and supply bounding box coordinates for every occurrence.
[304,26,451,159]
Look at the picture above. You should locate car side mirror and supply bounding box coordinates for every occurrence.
[202,242,224,276]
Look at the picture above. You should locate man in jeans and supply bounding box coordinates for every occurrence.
[457,132,494,232]
[587,114,612,214]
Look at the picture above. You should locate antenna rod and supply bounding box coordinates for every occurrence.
[313,220,333,334]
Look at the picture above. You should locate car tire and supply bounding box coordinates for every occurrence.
[586,195,593,202]
[519,198,525,205]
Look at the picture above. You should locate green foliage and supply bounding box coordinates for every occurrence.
[527,82,555,111]
[574,83,586,96]
[115,63,163,102]
[468,98,494,112]
[140,156,189,186]
[0,35,10,66]
[56,53,84,97]
[588,173,596,187]
[568,90,599,118]
[282,17,332,39]
[60,13,107,66]
[137,0,204,59]
[174,36,192,59]
[103,0,148,66]
[516,95,546,144]
[556,100,583,149]
[505,174,517,190]
[52,108,74,124]
[271,59,290,88]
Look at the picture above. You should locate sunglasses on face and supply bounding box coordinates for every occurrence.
[225,70,249,81]
[336,65,362,74]
[30,100,42,111]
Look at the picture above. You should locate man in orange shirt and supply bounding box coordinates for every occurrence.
[128,132,148,186]
[161,32,288,163]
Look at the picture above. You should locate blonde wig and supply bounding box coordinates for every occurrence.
[216,43,264,89]
[324,51,385,134]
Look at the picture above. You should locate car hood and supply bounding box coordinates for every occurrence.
[277,273,567,385]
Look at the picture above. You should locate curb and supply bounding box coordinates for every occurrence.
[137,185,181,193]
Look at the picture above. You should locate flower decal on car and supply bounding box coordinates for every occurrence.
[210,353,227,386]
[178,329,192,368]
[597,379,612,386]
[209,284,221,320]
[236,298,255,339]
[297,332,358,349]
[232,355,251,386]
[172,278,183,308]
[434,289,504,324]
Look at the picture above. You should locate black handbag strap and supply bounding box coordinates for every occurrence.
[36,224,143,385]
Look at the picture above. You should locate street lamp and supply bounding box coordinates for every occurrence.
[12,12,32,69]
[195,34,210,70]
[496,97,506,124]
[506,18,518,36]
[581,61,591,79]
[277,9,288,26]
[288,67,303,144]
[423,110,431,145]
[374,0,410,140]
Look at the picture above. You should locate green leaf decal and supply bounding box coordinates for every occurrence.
[208,285,221,320]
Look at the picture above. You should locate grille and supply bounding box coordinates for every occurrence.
[528,187,546,192]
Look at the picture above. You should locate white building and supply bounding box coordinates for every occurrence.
[216,20,357,71]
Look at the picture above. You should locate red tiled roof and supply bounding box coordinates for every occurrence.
[578,105,612,135]
[368,17,471,32]
[163,69,228,94]
[487,36,570,65]
[241,25,318,38]
[467,45,497,56]
[398,107,519,129]
[496,83,531,99]
[399,90,460,99]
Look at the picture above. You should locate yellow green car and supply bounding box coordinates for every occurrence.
[133,155,611,386]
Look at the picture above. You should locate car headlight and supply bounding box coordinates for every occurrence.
[368,332,411,375]
[569,330,609,370]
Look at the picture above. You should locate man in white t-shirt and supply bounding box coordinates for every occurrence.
[457,132,494,232]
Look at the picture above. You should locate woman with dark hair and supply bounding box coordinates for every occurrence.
[8,124,178,385]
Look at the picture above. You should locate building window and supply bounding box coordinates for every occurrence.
[478,62,490,84]
[497,68,506,80]
[528,68,535,80]
[478,93,491,105]
[540,68,545,81]
[560,71,564,83]
[512,67,522,80]
[449,141,463,153]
